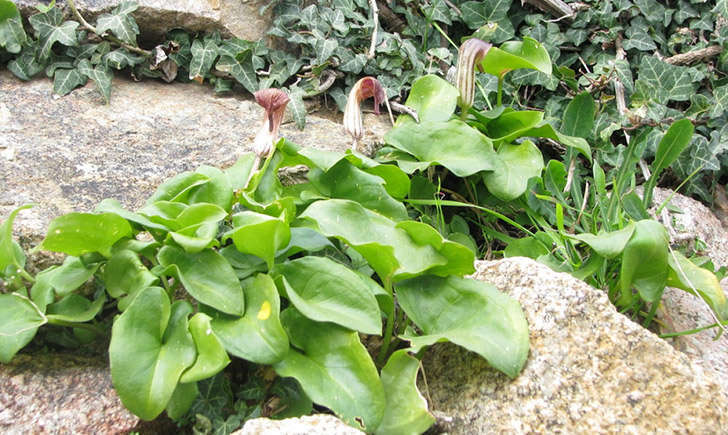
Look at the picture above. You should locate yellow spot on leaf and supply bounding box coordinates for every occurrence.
[257,301,271,320]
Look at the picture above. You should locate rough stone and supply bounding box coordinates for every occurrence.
[16,0,272,43]
[0,70,388,248]
[236,414,363,435]
[651,187,728,400]
[0,353,139,434]
[421,257,727,433]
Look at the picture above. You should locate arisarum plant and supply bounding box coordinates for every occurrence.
[455,38,491,115]
[343,76,391,154]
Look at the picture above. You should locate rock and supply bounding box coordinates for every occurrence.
[0,353,139,433]
[651,187,728,400]
[236,414,363,435]
[0,70,392,249]
[15,0,272,43]
[421,258,727,433]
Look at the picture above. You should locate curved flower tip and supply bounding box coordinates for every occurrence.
[456,38,492,110]
[344,77,386,144]
[252,88,290,158]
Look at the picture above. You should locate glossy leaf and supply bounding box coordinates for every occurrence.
[479,37,552,78]
[224,211,291,269]
[95,198,168,232]
[483,140,544,201]
[180,313,231,383]
[0,0,19,21]
[0,205,32,280]
[46,292,106,323]
[278,227,334,258]
[158,246,244,316]
[395,221,475,277]
[210,273,289,364]
[187,165,234,212]
[146,172,209,205]
[400,75,458,123]
[41,212,132,257]
[166,381,199,421]
[53,68,86,96]
[274,257,382,334]
[301,199,473,281]
[620,220,669,303]
[28,6,78,59]
[385,119,498,177]
[44,255,99,296]
[109,288,196,420]
[308,159,408,221]
[571,223,636,259]
[375,350,434,435]
[273,309,385,431]
[103,249,158,310]
[652,119,694,176]
[667,251,728,322]
[0,293,47,363]
[95,1,140,44]
[561,91,595,139]
[397,274,529,378]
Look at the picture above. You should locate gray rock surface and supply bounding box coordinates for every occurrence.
[16,0,272,42]
[0,353,139,434]
[236,414,363,435]
[0,69,391,248]
[422,257,727,433]
[651,188,728,400]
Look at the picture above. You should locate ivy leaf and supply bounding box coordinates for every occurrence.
[710,84,728,118]
[95,1,140,45]
[623,31,658,51]
[314,38,338,65]
[636,56,702,104]
[215,52,258,93]
[7,46,45,80]
[53,68,86,96]
[189,38,219,83]
[0,15,26,54]
[287,85,306,129]
[103,48,145,69]
[109,288,197,420]
[77,59,113,103]
[461,0,512,42]
[28,6,79,59]
[273,308,385,431]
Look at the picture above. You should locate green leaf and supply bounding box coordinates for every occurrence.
[166,381,199,421]
[273,308,385,431]
[623,31,658,51]
[209,273,289,364]
[46,292,106,323]
[308,159,408,221]
[95,198,168,232]
[620,220,669,303]
[711,84,728,118]
[279,227,334,258]
[109,288,196,420]
[158,246,244,316]
[28,6,79,59]
[0,205,32,280]
[667,251,728,322]
[7,47,45,80]
[485,110,544,142]
[301,199,474,281]
[571,223,636,259]
[375,350,434,435]
[44,255,99,297]
[483,140,544,201]
[216,52,258,93]
[189,38,219,82]
[561,91,595,139]
[652,119,694,176]
[0,16,27,54]
[384,119,498,177]
[103,249,158,309]
[53,68,86,96]
[95,1,140,45]
[636,56,702,104]
[41,212,132,257]
[397,274,529,379]
[287,86,306,130]
[147,171,210,205]
[314,38,338,65]
[400,75,458,123]
[103,48,145,69]
[0,0,19,20]
[0,293,47,363]
[77,59,113,103]
[223,211,291,269]
[479,37,552,78]
[180,313,231,383]
[274,256,382,335]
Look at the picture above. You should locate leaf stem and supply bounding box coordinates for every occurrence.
[67,0,152,57]
[47,318,106,336]
[19,269,36,284]
[496,75,504,107]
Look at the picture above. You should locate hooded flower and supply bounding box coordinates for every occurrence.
[343,76,386,144]
[456,38,492,111]
[252,88,290,158]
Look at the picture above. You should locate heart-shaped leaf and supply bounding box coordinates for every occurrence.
[619,220,669,304]
[399,74,458,123]
[0,204,32,280]
[479,37,552,78]
[274,256,382,334]
[571,223,636,259]
[273,308,385,431]
[0,293,47,363]
[46,292,106,323]
[667,251,728,322]
[483,140,545,201]
[397,274,529,379]
[109,288,196,420]
[103,249,158,310]
[158,246,244,316]
[209,273,289,364]
[180,313,230,383]
[41,212,132,257]
[223,211,291,269]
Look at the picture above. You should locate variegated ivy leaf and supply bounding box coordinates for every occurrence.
[336,47,367,74]
[53,68,86,96]
[314,38,338,65]
[28,6,79,59]
[460,0,514,43]
[0,16,27,54]
[623,31,657,51]
[95,1,140,45]
[8,46,45,80]
[215,52,257,93]
[635,56,702,104]
[189,38,219,83]
[103,48,145,70]
[710,84,728,119]
[287,86,306,130]
[77,59,112,103]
